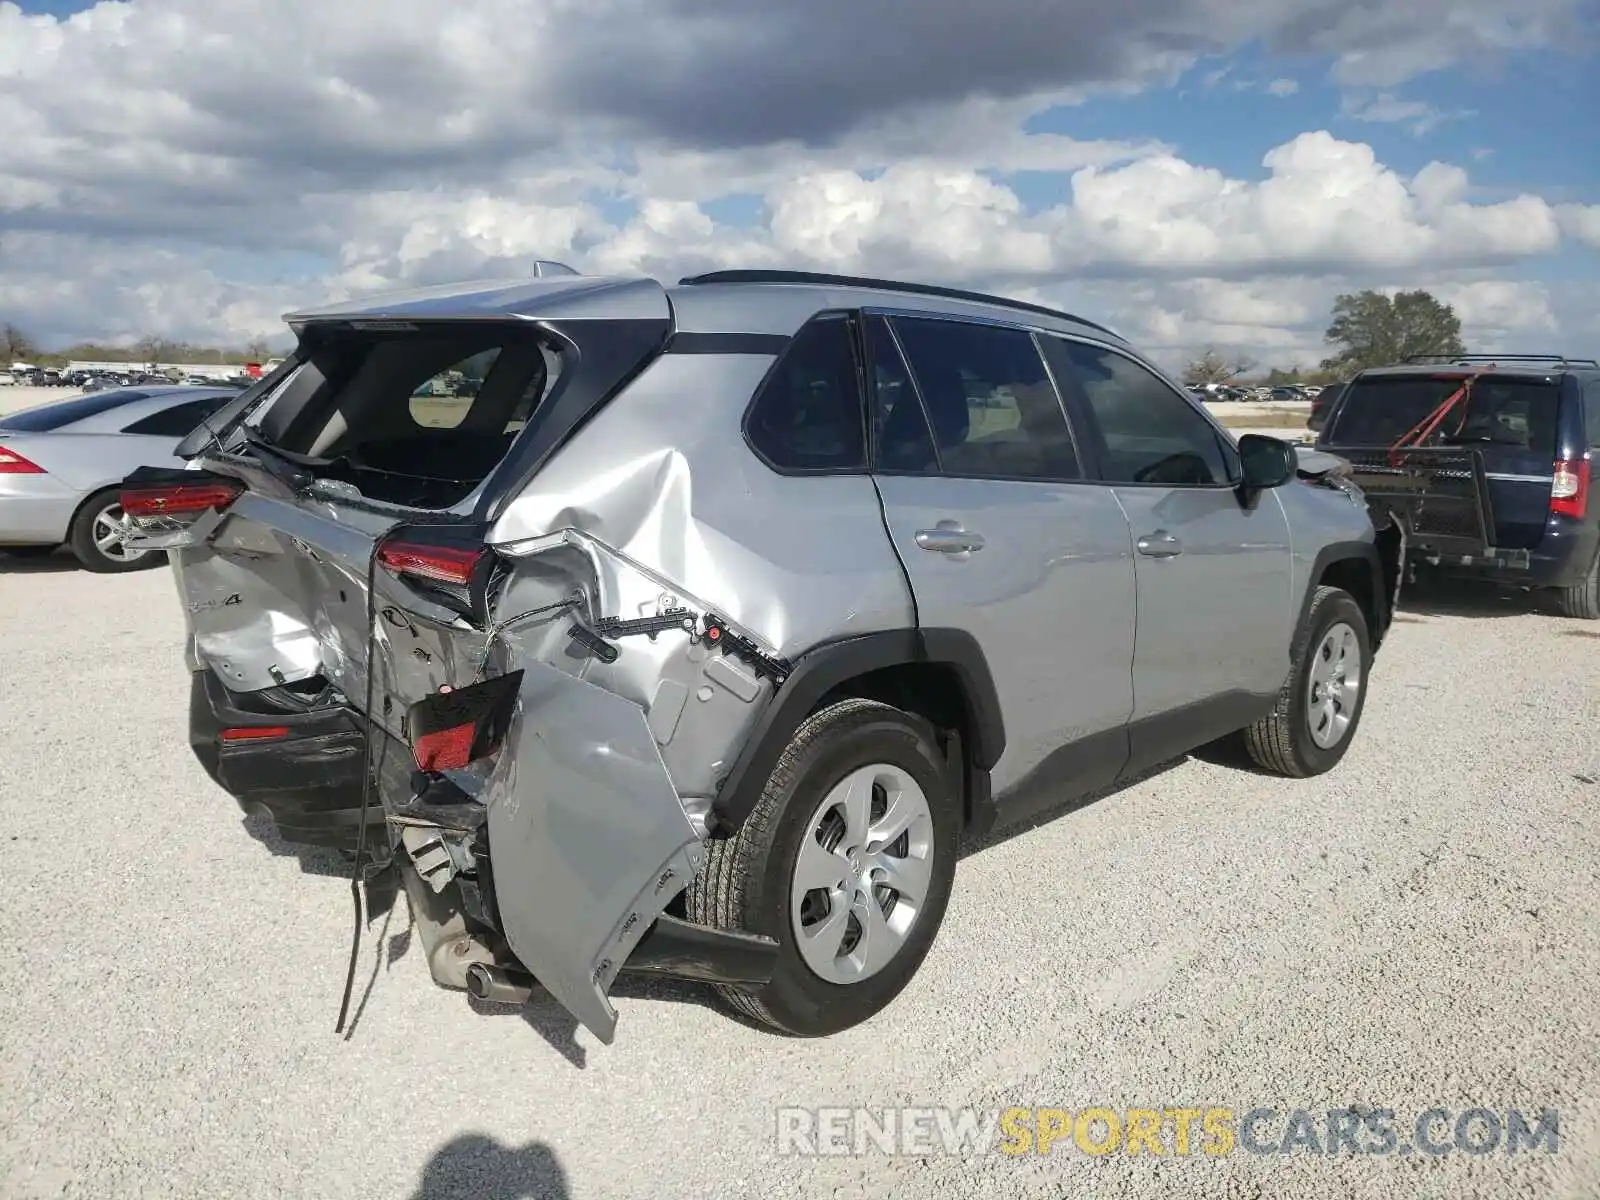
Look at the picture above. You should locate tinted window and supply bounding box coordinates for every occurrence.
[121,396,230,437]
[1049,340,1230,486]
[1584,379,1600,448]
[891,317,1081,481]
[1328,375,1560,457]
[0,389,149,432]
[865,317,937,473]
[745,316,865,471]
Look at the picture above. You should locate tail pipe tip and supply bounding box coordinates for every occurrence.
[464,962,538,1006]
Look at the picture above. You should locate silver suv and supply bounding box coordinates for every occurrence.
[124,268,1401,1043]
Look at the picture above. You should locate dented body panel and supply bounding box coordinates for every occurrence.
[136,270,1402,1046]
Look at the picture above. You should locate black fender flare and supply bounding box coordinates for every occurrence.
[1301,539,1396,651]
[709,627,1005,834]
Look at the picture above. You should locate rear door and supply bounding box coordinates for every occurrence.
[866,312,1138,816]
[1042,336,1294,769]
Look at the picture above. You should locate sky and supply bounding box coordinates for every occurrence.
[1,0,1598,371]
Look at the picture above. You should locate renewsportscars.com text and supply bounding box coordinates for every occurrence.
[775,1105,1560,1158]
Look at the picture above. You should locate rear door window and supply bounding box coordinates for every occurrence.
[1329,375,1560,456]
[889,316,1082,481]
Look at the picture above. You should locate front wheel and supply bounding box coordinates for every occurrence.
[687,699,960,1037]
[68,489,161,574]
[1244,585,1371,777]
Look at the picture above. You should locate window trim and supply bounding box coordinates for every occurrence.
[739,309,871,478]
[864,308,1090,486]
[1045,333,1244,491]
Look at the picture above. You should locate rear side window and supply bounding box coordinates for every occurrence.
[0,389,148,432]
[1329,375,1560,456]
[745,315,866,472]
[122,396,230,437]
[891,317,1081,481]
[1586,379,1600,448]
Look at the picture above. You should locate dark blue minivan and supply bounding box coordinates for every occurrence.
[1316,355,1599,619]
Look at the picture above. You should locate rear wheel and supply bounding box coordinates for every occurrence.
[1551,555,1600,620]
[687,699,959,1037]
[1245,586,1371,778]
[68,489,160,574]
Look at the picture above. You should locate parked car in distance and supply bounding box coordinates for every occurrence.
[0,386,241,571]
[126,268,1401,1045]
[1315,354,1599,618]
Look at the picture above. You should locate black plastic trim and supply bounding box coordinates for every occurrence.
[622,915,779,985]
[1302,540,1393,652]
[666,331,791,355]
[679,269,1119,339]
[710,627,1005,833]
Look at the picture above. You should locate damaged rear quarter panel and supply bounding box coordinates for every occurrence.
[477,349,916,1040]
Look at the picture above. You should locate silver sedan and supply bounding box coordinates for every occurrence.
[0,386,240,572]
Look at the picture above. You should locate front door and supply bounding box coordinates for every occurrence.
[1042,336,1294,771]
[864,313,1138,820]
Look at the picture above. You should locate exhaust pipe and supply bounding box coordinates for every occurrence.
[465,962,537,1005]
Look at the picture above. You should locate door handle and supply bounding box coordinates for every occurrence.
[915,525,985,554]
[1135,529,1183,558]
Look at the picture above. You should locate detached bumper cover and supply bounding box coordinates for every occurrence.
[485,660,705,1045]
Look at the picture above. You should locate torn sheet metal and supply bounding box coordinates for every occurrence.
[484,658,704,1045]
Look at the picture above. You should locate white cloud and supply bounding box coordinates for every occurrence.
[0,0,1594,366]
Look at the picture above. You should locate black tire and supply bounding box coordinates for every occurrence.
[68,488,161,574]
[1245,586,1371,778]
[686,698,960,1037]
[1551,554,1600,620]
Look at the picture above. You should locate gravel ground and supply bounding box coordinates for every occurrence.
[2,554,1597,1200]
[3,379,1599,1199]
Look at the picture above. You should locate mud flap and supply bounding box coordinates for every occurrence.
[485,659,703,1044]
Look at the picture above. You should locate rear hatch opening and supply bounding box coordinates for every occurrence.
[232,320,566,511]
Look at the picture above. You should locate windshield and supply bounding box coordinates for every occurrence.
[1327,375,1560,456]
[0,389,149,432]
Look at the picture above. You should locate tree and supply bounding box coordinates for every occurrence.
[1184,347,1258,387]
[1320,289,1466,375]
[243,337,271,361]
[1,323,37,363]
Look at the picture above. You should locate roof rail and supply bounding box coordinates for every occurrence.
[677,269,1118,338]
[1403,353,1598,368]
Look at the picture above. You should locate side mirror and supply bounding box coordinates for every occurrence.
[1237,434,1296,491]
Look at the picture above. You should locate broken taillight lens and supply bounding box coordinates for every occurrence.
[405,671,524,773]
[1551,457,1590,520]
[377,541,486,587]
[0,446,44,474]
[121,480,244,518]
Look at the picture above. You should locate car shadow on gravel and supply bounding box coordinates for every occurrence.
[411,1133,569,1200]
[1397,574,1543,619]
[0,548,78,573]
[240,812,357,878]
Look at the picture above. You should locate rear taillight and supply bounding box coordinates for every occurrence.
[377,541,486,587]
[1551,457,1590,520]
[121,480,244,518]
[0,447,44,474]
[405,672,524,773]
